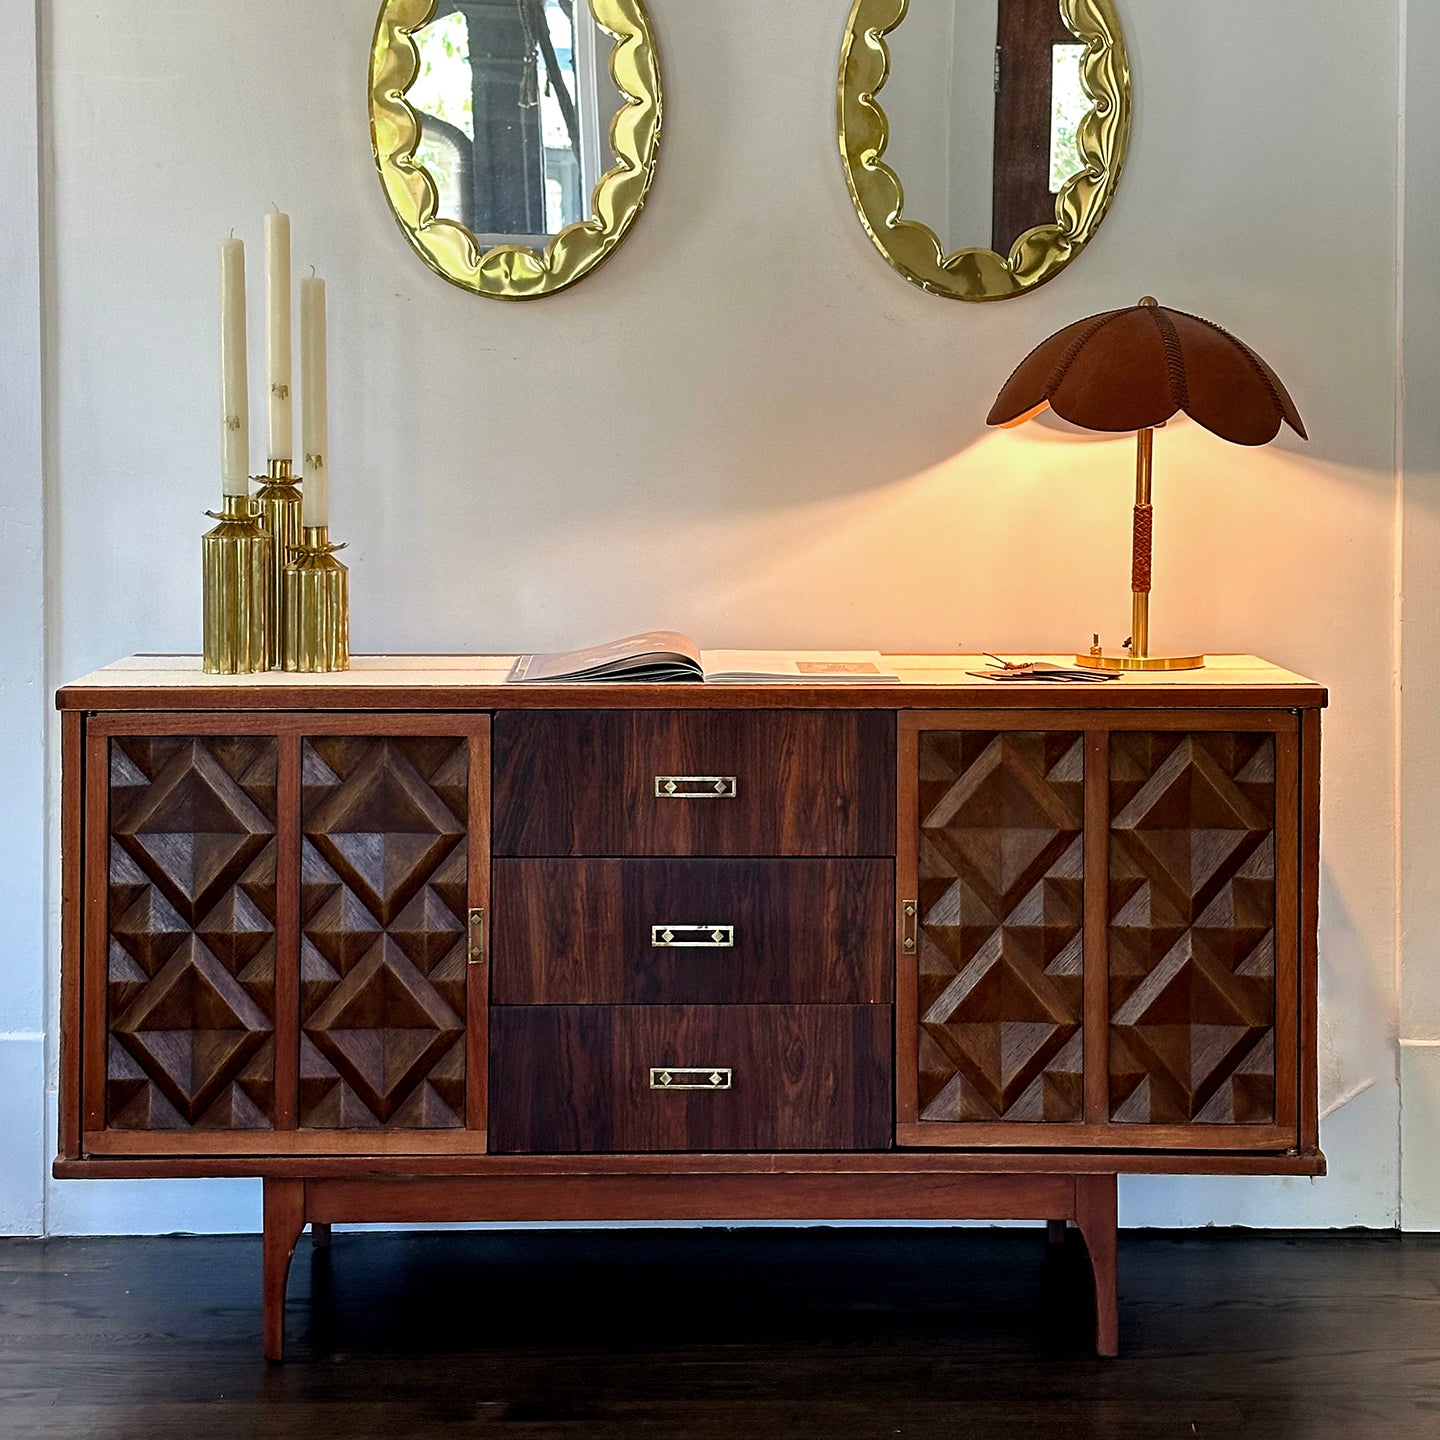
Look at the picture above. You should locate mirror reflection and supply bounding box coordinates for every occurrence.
[407,0,626,246]
[882,0,1095,257]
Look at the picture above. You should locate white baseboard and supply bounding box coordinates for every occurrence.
[0,1036,45,1235]
[1402,1046,1440,1231]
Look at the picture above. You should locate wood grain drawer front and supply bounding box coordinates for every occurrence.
[491,859,894,1005]
[489,1005,892,1153]
[492,711,896,857]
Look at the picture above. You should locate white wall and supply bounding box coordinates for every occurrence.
[0,0,46,1238]
[1400,0,1440,1230]
[4,0,1415,1233]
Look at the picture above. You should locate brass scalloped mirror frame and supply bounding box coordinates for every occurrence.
[370,0,662,299]
[838,0,1131,301]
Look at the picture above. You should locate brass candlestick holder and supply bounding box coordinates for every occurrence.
[282,526,350,672]
[202,494,275,674]
[253,458,304,657]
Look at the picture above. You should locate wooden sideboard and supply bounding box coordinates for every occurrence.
[55,654,1327,1359]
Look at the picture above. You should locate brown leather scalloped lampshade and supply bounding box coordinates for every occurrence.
[987,300,1307,446]
[987,298,1307,671]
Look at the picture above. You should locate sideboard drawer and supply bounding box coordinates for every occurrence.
[491,858,894,1004]
[489,1005,892,1152]
[492,711,896,856]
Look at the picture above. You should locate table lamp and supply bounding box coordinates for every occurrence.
[987,297,1307,671]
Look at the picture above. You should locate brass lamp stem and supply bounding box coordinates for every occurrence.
[1131,428,1154,659]
[1074,422,1203,672]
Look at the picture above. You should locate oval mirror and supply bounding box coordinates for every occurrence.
[838,0,1130,301]
[371,0,662,299]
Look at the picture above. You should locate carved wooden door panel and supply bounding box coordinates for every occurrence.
[83,713,490,1157]
[299,727,487,1133]
[897,711,1302,1152]
[95,730,281,1134]
[1107,730,1286,1128]
[906,727,1087,1131]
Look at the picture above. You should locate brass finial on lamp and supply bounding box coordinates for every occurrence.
[987,297,1307,671]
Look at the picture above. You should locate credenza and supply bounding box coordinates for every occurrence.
[54,654,1326,1359]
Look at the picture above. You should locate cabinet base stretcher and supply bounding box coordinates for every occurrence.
[260,1171,1120,1362]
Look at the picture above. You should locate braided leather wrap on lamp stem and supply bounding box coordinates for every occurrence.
[1131,505,1153,593]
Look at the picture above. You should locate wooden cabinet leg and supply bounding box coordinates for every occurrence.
[1046,1220,1067,1247]
[311,1222,332,1248]
[1074,1174,1119,1357]
[262,1179,306,1363]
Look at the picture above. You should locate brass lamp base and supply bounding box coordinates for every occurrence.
[1075,649,1206,673]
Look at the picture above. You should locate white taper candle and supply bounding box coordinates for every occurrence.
[219,238,249,496]
[300,276,328,527]
[265,213,293,462]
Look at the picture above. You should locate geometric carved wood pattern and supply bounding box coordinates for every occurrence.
[299,736,469,1129]
[1109,732,1277,1125]
[916,731,1085,1123]
[106,736,278,1130]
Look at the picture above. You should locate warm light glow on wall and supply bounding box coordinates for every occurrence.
[529,418,1364,659]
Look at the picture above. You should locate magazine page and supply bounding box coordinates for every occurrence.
[698,651,899,684]
[509,631,703,683]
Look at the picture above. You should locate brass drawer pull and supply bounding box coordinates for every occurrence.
[901,900,917,955]
[650,1067,733,1091]
[655,775,738,799]
[468,907,486,965]
[652,924,735,948]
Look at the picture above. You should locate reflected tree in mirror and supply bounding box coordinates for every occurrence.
[408,0,625,245]
[1050,42,1088,194]
[839,0,1130,301]
[371,0,662,299]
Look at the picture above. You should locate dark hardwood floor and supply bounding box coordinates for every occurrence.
[0,1227,1436,1438]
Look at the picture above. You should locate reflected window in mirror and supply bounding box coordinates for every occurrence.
[1050,42,1088,192]
[408,0,624,248]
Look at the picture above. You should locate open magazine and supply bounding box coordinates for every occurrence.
[508,631,899,684]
